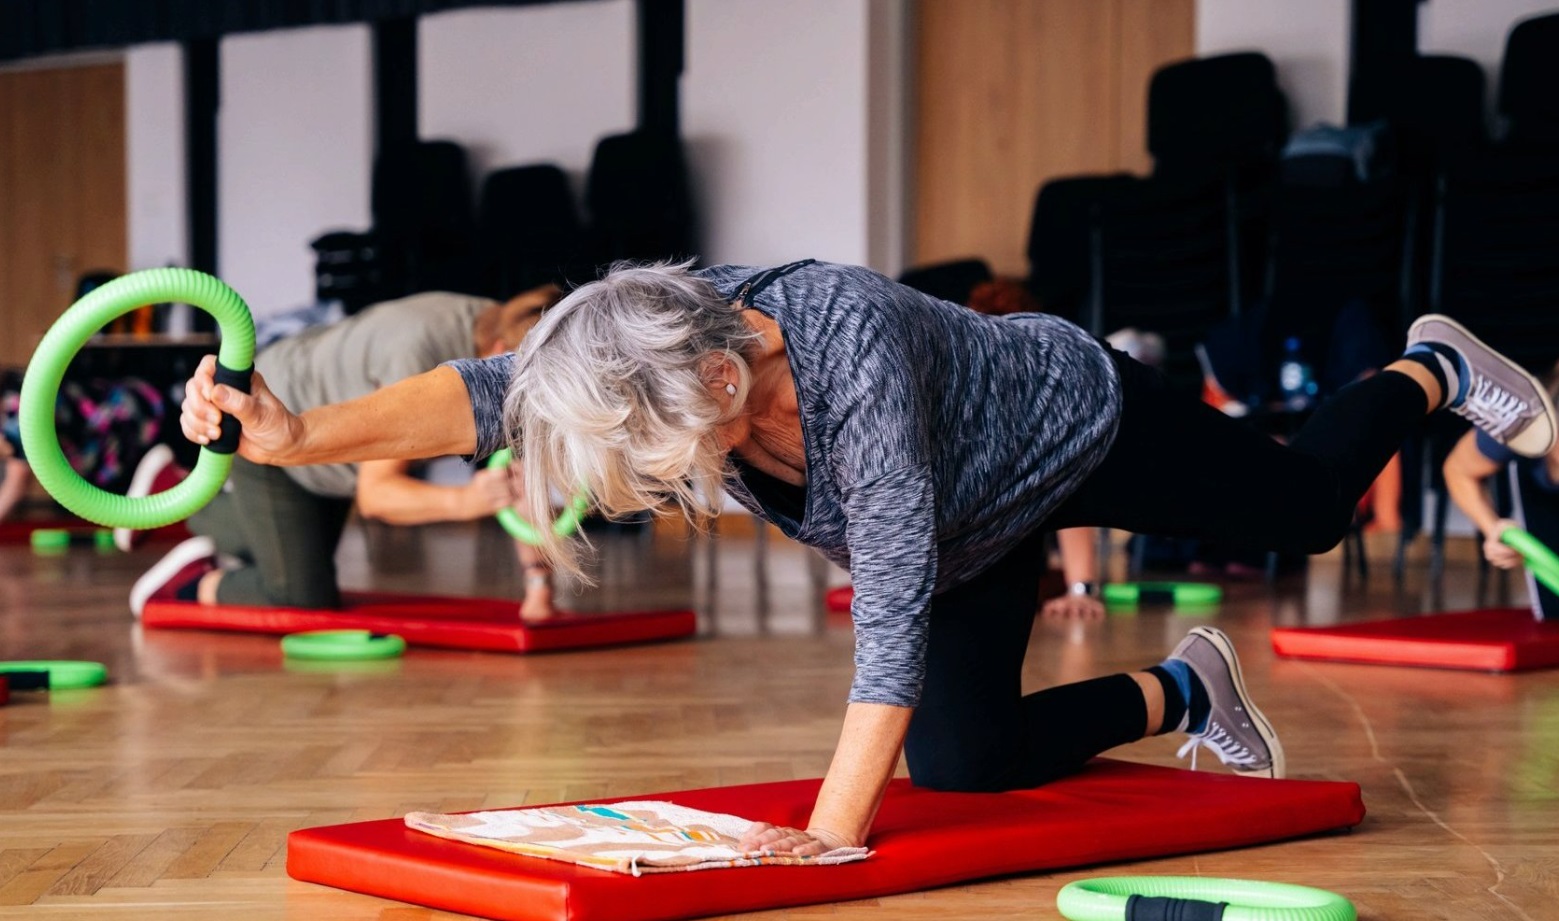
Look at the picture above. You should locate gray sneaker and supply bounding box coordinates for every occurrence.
[1408,314,1557,458]
[1167,627,1286,779]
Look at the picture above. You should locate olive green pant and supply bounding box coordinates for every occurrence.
[188,458,352,608]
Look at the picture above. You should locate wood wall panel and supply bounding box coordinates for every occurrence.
[914,0,1194,275]
[0,62,126,367]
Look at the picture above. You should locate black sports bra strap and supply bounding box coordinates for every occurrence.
[733,259,817,304]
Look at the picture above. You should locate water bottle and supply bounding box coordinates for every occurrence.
[1277,337,1318,410]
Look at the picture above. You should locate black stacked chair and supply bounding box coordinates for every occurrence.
[1086,53,1287,389]
[897,259,993,307]
[371,139,477,298]
[586,130,696,266]
[476,164,587,298]
[1420,14,1559,576]
[1025,174,1134,323]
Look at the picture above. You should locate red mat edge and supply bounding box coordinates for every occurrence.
[1270,608,1559,672]
[286,762,1366,921]
[142,592,696,654]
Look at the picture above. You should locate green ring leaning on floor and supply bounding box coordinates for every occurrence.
[280,630,407,661]
[0,661,108,690]
[1101,581,1223,607]
[1056,876,1356,921]
[486,448,589,546]
[1500,527,1559,596]
[19,268,256,530]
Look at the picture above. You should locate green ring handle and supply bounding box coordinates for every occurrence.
[280,630,407,661]
[1057,876,1355,921]
[486,448,589,546]
[19,268,255,529]
[1102,582,1223,607]
[0,661,108,690]
[1500,527,1559,597]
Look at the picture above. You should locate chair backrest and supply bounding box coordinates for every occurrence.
[1500,12,1559,148]
[477,164,586,297]
[371,140,477,295]
[585,130,695,264]
[1433,149,1559,372]
[896,260,993,307]
[1147,52,1288,177]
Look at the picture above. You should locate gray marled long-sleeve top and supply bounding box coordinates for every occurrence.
[448,261,1122,708]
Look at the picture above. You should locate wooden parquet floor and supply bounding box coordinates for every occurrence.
[1,519,1556,920]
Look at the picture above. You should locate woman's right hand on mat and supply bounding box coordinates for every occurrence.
[181,354,303,464]
[1484,518,1525,570]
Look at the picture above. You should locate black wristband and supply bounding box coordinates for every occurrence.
[1125,894,1227,921]
[208,361,253,455]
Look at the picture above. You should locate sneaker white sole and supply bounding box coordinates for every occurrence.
[128,535,215,618]
[114,444,176,552]
[1408,314,1558,458]
[1189,626,1287,780]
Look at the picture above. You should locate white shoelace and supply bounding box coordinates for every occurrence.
[1177,720,1258,771]
[1455,376,1531,440]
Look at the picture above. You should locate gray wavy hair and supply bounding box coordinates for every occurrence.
[502,260,762,579]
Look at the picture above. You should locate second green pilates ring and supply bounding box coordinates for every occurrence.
[1101,582,1223,607]
[280,630,407,661]
[1056,876,1356,921]
[0,660,108,690]
[1500,527,1559,597]
[486,448,589,546]
[19,268,255,529]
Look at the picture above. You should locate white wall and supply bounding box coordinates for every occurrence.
[683,0,874,268]
[124,0,903,314]
[125,43,186,275]
[420,0,635,189]
[219,25,373,317]
[1196,0,1351,128]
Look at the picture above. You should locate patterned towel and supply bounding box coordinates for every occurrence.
[404,801,872,876]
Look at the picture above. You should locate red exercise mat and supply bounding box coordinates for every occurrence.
[0,675,8,706]
[287,758,1364,921]
[824,585,853,613]
[141,591,696,654]
[1271,607,1559,671]
[0,519,188,545]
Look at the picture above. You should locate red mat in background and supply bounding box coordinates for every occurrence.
[288,758,1365,921]
[1271,607,1559,671]
[0,519,189,545]
[141,591,695,653]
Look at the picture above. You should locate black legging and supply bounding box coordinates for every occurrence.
[905,351,1427,792]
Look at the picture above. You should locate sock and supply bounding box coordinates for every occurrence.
[175,576,202,602]
[1148,660,1211,734]
[1401,342,1466,409]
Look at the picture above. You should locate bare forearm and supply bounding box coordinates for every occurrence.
[1445,472,1502,535]
[357,478,471,525]
[291,367,477,466]
[1056,527,1097,584]
[0,460,31,522]
[807,703,912,847]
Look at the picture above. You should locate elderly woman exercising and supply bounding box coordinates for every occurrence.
[180,259,1557,856]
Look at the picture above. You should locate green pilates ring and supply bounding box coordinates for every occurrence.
[486,448,589,546]
[1101,582,1223,607]
[1056,876,1355,921]
[0,661,108,690]
[280,630,406,661]
[1500,527,1559,597]
[19,268,255,529]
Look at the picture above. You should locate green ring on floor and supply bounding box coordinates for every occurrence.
[486,448,589,547]
[1101,582,1223,607]
[280,630,406,661]
[0,661,108,690]
[1056,876,1355,921]
[1500,527,1559,597]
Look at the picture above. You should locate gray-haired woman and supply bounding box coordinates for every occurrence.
[180,258,1556,856]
